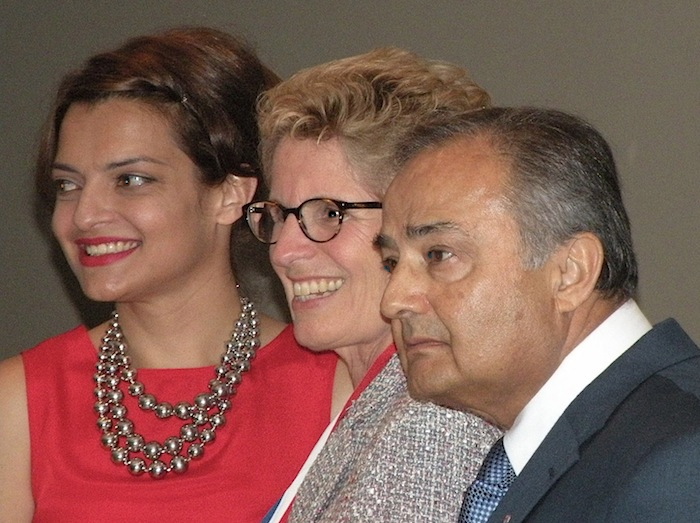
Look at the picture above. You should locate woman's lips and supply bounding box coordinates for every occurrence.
[75,239,140,267]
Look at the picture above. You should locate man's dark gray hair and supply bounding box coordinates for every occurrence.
[395,107,638,301]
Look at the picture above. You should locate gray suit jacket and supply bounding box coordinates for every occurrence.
[490,319,700,522]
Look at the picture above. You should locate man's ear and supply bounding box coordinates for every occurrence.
[551,232,605,313]
[216,174,258,225]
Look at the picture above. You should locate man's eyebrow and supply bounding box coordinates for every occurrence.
[405,221,460,238]
[373,233,394,250]
[374,221,463,249]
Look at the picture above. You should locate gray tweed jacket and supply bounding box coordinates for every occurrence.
[289,354,501,522]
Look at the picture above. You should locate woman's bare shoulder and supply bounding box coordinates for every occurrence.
[0,354,33,520]
[0,353,27,400]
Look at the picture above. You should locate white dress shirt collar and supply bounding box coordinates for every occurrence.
[504,299,652,474]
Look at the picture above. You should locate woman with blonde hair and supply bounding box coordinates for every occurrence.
[248,47,501,522]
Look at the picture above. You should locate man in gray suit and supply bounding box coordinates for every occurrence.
[376,106,700,522]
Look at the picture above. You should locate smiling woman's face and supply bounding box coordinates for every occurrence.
[51,99,231,304]
[268,136,392,357]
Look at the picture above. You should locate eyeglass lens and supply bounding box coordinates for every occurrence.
[248,199,344,243]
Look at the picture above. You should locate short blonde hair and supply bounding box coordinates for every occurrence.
[257,47,490,196]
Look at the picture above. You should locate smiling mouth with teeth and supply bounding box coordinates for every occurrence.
[84,241,140,256]
[293,279,344,301]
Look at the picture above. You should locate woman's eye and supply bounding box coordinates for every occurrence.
[117,174,151,187]
[54,179,79,193]
[427,249,453,263]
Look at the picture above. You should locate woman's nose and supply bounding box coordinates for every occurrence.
[72,183,115,230]
[269,214,316,267]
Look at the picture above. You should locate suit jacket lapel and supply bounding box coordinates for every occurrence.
[489,419,580,523]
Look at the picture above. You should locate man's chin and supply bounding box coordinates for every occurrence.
[405,377,451,406]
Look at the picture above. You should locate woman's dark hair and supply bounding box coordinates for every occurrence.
[36,27,280,212]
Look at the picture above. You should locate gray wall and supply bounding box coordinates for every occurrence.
[1,0,698,359]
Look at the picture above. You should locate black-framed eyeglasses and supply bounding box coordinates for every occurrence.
[244,198,382,244]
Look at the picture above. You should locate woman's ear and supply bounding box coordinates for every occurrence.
[551,232,605,313]
[216,174,258,225]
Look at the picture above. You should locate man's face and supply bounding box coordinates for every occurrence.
[379,136,570,429]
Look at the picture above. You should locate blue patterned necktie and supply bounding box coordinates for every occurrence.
[458,438,515,523]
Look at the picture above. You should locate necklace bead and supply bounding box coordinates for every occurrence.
[94,296,259,479]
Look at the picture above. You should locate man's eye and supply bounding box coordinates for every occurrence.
[382,258,397,273]
[117,174,151,187]
[427,249,453,263]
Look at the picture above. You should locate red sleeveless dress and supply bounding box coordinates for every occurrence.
[23,324,336,522]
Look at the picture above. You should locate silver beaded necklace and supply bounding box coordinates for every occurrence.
[94,296,260,479]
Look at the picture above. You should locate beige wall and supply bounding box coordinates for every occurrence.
[1,0,699,358]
